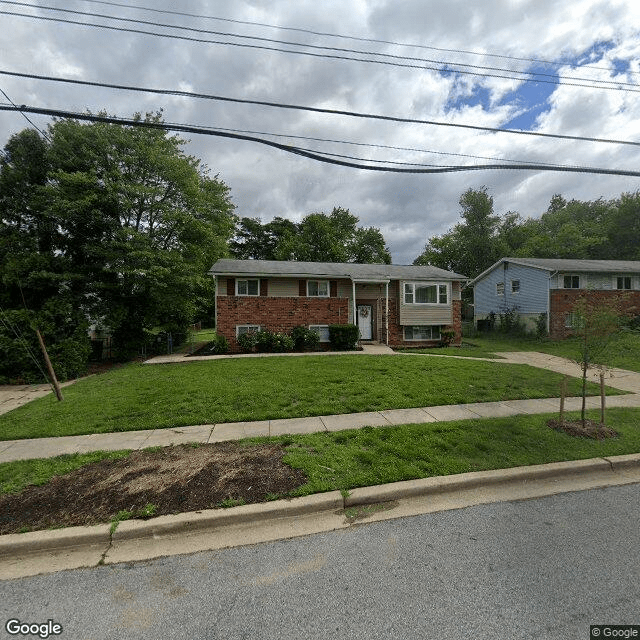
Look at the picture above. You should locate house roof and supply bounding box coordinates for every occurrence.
[209,259,467,281]
[470,257,640,285]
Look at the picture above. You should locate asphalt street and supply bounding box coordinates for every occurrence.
[2,483,639,640]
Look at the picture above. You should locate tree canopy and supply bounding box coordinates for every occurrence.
[230,207,391,264]
[413,187,640,280]
[0,113,235,378]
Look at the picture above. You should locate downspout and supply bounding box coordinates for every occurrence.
[352,279,357,326]
[548,270,558,334]
[385,281,389,345]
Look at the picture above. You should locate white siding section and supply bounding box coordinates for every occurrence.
[399,281,452,325]
[268,278,299,297]
[551,272,640,290]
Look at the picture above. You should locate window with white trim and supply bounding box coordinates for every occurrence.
[236,279,259,296]
[616,276,632,290]
[511,279,520,293]
[404,325,441,341]
[403,283,448,304]
[307,280,329,297]
[563,275,580,289]
[496,282,505,296]
[236,324,261,336]
[309,325,330,342]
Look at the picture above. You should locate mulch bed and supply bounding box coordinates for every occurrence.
[547,418,619,439]
[0,443,307,535]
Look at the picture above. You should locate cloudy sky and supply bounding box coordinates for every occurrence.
[1,0,639,264]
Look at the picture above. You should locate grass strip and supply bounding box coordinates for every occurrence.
[0,450,131,496]
[273,407,640,496]
[0,355,622,440]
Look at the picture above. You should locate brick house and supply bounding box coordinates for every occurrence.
[470,258,640,339]
[209,259,466,352]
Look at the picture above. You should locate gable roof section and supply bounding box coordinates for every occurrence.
[210,259,467,281]
[470,258,640,285]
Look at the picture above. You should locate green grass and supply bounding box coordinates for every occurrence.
[465,329,640,371]
[4,408,638,509]
[273,407,640,496]
[0,450,131,495]
[0,355,620,440]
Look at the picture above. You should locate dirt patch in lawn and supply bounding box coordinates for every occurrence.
[547,418,619,439]
[0,442,307,535]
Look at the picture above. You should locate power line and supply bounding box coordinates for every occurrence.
[2,1,634,91]
[2,104,639,177]
[206,125,591,169]
[0,87,50,140]
[78,0,636,78]
[2,9,637,94]
[3,69,639,148]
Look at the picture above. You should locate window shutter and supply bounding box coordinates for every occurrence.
[299,280,306,296]
[227,278,235,296]
[330,280,338,297]
[260,279,268,296]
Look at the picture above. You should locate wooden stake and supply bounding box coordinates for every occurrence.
[36,329,63,402]
[559,375,567,423]
[599,371,606,426]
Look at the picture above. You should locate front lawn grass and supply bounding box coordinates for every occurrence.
[462,330,640,371]
[0,355,621,440]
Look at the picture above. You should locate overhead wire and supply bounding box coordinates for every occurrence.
[0,87,50,140]
[2,104,639,177]
[0,8,636,93]
[1,1,635,90]
[2,69,639,148]
[77,0,637,78]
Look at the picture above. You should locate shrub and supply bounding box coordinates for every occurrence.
[255,329,277,353]
[237,331,258,352]
[290,325,320,351]
[535,313,548,339]
[272,333,295,352]
[328,324,359,350]
[439,329,456,346]
[209,334,229,354]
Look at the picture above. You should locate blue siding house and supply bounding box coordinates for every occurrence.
[470,258,640,337]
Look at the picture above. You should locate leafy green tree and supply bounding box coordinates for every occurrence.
[230,207,391,264]
[414,187,504,278]
[1,113,236,370]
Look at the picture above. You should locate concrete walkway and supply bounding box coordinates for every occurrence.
[2,349,640,464]
[2,391,640,463]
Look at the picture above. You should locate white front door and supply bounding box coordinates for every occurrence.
[357,305,373,340]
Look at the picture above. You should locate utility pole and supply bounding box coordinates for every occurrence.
[35,329,63,402]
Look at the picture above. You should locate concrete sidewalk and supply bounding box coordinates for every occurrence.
[2,392,640,463]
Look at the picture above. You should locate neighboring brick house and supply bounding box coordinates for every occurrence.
[209,259,466,352]
[470,258,640,339]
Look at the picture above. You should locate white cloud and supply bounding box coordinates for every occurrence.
[1,0,639,264]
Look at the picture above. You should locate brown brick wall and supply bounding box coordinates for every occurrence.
[216,280,464,350]
[386,298,463,347]
[550,289,640,339]
[217,296,349,352]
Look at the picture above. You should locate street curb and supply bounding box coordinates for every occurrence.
[344,458,613,507]
[112,491,344,541]
[603,452,640,471]
[0,523,110,557]
[2,455,640,560]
